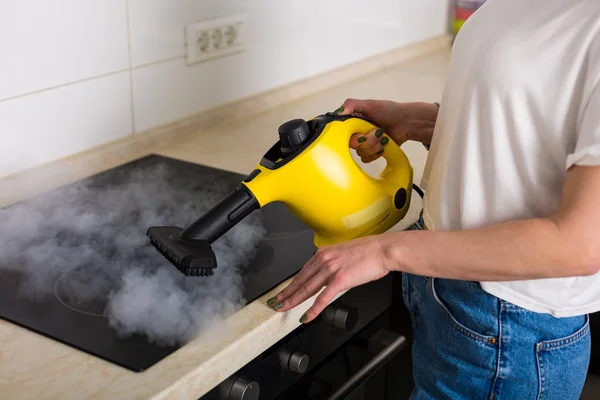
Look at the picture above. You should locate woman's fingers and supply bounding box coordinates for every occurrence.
[268,247,342,317]
[351,127,385,152]
[349,132,366,149]
[274,271,330,313]
[350,128,390,161]
[360,152,383,164]
[334,98,384,121]
[268,257,319,307]
[301,283,343,323]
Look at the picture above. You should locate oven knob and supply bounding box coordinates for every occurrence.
[279,350,310,374]
[323,305,359,331]
[227,378,260,400]
[288,352,310,374]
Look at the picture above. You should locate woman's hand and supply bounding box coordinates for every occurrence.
[266,235,390,323]
[338,98,439,163]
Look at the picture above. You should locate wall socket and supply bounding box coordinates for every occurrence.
[185,15,246,65]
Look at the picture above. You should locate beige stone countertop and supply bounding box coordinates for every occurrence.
[0,48,449,399]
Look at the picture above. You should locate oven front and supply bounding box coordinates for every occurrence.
[202,273,415,400]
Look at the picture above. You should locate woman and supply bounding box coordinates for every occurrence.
[267,0,600,398]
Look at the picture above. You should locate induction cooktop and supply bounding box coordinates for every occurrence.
[0,155,317,372]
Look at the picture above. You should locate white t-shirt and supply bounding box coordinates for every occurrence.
[421,0,600,317]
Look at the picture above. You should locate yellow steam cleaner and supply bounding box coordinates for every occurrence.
[147,112,421,276]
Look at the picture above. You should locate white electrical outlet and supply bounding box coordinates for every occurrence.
[185,14,246,65]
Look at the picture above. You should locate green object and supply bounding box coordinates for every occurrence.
[454,19,466,34]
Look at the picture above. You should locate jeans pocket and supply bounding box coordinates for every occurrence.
[430,278,499,347]
[535,315,591,400]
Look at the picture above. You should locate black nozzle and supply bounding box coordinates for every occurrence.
[147,226,217,276]
[146,185,259,277]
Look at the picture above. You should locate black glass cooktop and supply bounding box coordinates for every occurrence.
[0,155,316,372]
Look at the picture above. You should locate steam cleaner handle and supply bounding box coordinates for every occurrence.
[338,116,413,183]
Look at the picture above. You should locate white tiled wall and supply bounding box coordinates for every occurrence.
[0,1,130,100]
[0,0,449,178]
[0,72,132,177]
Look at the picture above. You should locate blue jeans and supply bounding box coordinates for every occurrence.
[403,215,591,399]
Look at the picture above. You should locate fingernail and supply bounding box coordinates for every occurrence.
[273,302,283,311]
[267,297,277,306]
[380,137,389,146]
[376,149,384,155]
[357,136,366,143]
[332,106,344,115]
[375,128,384,138]
[299,313,308,323]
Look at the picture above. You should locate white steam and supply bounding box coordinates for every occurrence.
[0,162,266,346]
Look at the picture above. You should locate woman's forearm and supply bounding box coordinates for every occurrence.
[405,102,439,145]
[381,217,598,281]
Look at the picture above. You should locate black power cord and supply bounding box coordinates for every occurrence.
[412,183,424,199]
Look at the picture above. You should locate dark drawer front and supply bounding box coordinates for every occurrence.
[202,274,395,400]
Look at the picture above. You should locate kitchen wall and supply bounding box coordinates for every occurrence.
[0,0,449,179]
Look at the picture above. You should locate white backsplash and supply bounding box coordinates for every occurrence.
[0,72,133,177]
[0,0,449,178]
[0,0,130,101]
